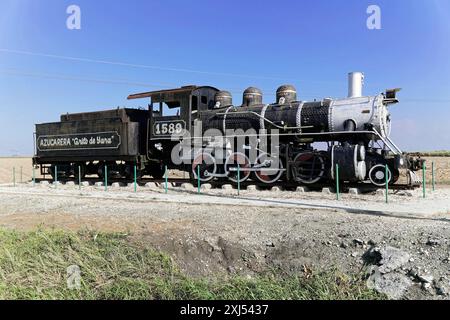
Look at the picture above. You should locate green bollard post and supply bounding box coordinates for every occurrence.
[432,162,435,192]
[197,165,201,194]
[335,164,340,201]
[385,165,389,204]
[32,166,36,187]
[423,163,426,198]
[78,166,81,191]
[104,165,108,192]
[13,167,16,187]
[134,165,137,193]
[55,166,58,189]
[165,165,168,194]
[238,163,241,196]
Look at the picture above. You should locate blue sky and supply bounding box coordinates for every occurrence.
[0,0,449,155]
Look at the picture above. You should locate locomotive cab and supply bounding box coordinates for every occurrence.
[127,86,219,167]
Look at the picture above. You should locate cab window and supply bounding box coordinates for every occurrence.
[154,102,180,117]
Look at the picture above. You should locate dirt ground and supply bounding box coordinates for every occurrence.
[0,158,41,184]
[0,181,448,300]
[419,157,450,184]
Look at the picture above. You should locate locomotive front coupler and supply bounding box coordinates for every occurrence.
[404,154,426,171]
[388,153,424,172]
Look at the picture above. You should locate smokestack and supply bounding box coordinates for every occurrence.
[348,72,364,98]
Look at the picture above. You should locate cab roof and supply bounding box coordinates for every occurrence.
[127,86,219,101]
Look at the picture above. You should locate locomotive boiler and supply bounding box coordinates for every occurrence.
[33,72,423,188]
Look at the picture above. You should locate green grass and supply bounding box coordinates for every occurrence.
[0,229,383,300]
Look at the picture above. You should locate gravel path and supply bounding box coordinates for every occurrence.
[0,183,448,300]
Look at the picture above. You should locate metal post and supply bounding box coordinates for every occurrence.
[13,167,16,187]
[55,166,58,188]
[32,166,36,187]
[335,164,340,201]
[165,165,168,194]
[385,165,389,204]
[423,163,426,198]
[432,161,435,192]
[104,165,108,192]
[78,166,81,191]
[237,163,241,196]
[197,165,200,194]
[134,165,137,193]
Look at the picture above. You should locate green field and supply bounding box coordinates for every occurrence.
[0,229,382,300]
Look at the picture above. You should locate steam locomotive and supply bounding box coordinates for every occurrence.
[33,72,424,187]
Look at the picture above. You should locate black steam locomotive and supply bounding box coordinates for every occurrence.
[33,72,424,187]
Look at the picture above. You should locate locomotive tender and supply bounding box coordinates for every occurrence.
[33,72,423,187]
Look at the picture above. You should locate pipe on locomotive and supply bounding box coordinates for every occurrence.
[206,71,393,143]
[348,72,365,98]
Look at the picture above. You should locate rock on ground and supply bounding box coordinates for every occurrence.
[367,268,413,299]
[376,246,410,274]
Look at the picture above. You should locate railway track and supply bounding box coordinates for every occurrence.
[34,177,420,192]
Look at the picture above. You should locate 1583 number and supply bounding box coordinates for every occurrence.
[154,120,185,136]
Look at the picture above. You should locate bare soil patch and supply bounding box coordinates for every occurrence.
[0,158,42,184]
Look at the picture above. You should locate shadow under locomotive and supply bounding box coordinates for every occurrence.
[32,72,424,189]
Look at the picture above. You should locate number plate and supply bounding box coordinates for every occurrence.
[153,120,186,137]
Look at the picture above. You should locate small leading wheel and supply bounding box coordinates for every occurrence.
[192,152,217,182]
[225,152,251,183]
[253,153,284,184]
[291,152,326,185]
[369,164,392,187]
